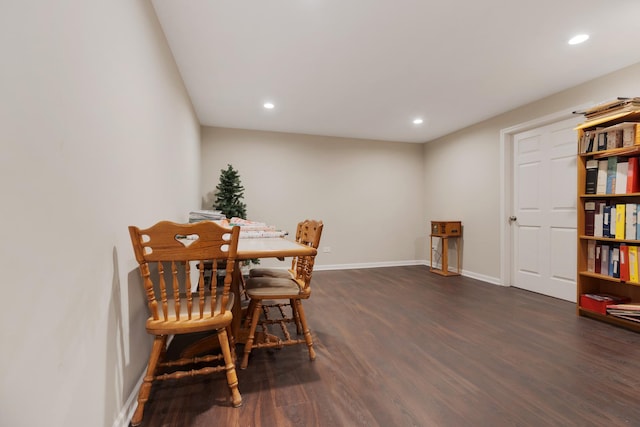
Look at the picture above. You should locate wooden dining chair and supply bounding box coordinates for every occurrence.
[249,220,312,280]
[128,221,242,426]
[241,219,323,369]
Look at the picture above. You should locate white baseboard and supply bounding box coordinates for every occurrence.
[315,260,503,286]
[458,269,503,286]
[314,259,424,271]
[112,372,144,427]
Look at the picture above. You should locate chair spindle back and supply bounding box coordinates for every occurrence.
[292,220,323,292]
[129,221,240,324]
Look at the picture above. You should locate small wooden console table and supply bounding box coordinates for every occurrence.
[430,221,462,276]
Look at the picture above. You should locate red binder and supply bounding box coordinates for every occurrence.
[626,157,640,193]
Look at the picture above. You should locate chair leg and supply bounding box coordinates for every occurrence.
[294,300,316,361]
[226,324,237,361]
[131,335,166,426]
[217,328,242,407]
[239,273,248,301]
[241,300,262,369]
[290,298,303,334]
[243,299,257,328]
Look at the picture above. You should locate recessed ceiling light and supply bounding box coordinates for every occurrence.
[413,118,424,125]
[568,34,589,45]
[263,102,275,109]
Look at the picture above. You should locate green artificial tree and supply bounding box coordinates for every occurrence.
[213,165,259,267]
[213,164,247,219]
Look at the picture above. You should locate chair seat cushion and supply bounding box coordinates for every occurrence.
[248,267,294,279]
[146,291,234,334]
[245,276,301,297]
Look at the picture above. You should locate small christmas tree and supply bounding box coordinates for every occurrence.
[213,164,259,266]
[214,164,247,219]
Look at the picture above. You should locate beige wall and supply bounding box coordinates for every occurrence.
[201,63,640,282]
[0,1,200,426]
[201,127,426,268]
[424,62,640,283]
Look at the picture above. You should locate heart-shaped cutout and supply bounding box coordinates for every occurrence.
[176,233,199,247]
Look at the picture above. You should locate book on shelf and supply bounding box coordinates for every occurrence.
[598,132,608,151]
[601,244,610,276]
[584,201,596,236]
[580,292,631,315]
[625,203,637,240]
[609,313,640,323]
[611,245,620,278]
[595,242,602,274]
[611,206,617,238]
[607,302,640,322]
[582,293,630,303]
[606,156,617,194]
[621,123,640,146]
[620,244,630,282]
[587,240,596,273]
[585,159,598,194]
[606,303,640,311]
[629,245,639,282]
[606,129,618,150]
[578,97,640,120]
[608,128,623,149]
[615,160,629,194]
[627,157,640,193]
[587,131,595,153]
[615,204,626,240]
[597,122,640,147]
[594,205,611,241]
[594,201,605,237]
[596,159,608,194]
[580,130,597,153]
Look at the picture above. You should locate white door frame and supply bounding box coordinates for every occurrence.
[499,105,591,287]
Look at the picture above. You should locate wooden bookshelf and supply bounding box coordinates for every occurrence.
[576,102,640,331]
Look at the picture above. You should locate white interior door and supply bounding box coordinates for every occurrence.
[512,117,580,302]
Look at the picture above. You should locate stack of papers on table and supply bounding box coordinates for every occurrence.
[228,217,288,238]
[188,210,226,222]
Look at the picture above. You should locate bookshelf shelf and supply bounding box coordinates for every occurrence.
[578,271,640,285]
[581,192,640,199]
[577,101,640,331]
[580,145,640,159]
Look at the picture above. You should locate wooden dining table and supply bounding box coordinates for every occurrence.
[180,236,317,358]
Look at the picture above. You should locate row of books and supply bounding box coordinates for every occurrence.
[607,303,640,323]
[585,156,640,195]
[576,97,640,121]
[580,293,640,323]
[584,201,640,239]
[586,241,640,282]
[579,122,640,154]
[580,292,630,315]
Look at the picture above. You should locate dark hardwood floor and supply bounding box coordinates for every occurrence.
[137,266,640,427]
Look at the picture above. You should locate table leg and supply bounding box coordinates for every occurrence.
[231,261,243,340]
[179,260,246,358]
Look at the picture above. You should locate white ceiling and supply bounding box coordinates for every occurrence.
[151,0,640,143]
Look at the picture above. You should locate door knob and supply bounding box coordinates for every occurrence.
[509,216,517,223]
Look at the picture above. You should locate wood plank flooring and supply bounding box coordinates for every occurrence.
[137,266,640,427]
